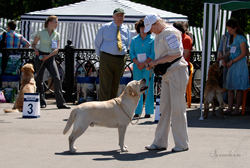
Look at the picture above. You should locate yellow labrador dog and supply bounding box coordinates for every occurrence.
[63,79,148,153]
[4,63,36,113]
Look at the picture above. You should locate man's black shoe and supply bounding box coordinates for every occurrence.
[41,104,47,108]
[133,114,139,118]
[58,105,71,109]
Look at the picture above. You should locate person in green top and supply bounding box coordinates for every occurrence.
[32,15,70,109]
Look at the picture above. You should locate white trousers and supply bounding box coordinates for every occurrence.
[153,65,189,149]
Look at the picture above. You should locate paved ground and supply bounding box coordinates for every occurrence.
[1,101,250,168]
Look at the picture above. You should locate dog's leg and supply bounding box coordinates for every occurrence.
[203,100,209,119]
[69,125,89,154]
[118,126,128,152]
[204,108,208,119]
[217,94,226,119]
[220,107,225,119]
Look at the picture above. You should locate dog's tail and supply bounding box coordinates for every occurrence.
[213,88,227,97]
[63,108,77,134]
[216,88,227,93]
[221,88,227,93]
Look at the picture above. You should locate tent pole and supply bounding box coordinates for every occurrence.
[199,3,220,120]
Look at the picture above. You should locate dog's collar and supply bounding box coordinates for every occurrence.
[113,99,139,125]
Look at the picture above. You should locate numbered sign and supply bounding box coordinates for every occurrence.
[22,93,40,118]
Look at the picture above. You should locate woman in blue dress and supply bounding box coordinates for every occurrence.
[218,19,249,115]
[129,18,155,118]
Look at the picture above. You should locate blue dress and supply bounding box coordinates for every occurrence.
[129,34,155,115]
[226,35,249,90]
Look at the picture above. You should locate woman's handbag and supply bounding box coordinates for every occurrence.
[154,57,181,76]
[154,62,172,76]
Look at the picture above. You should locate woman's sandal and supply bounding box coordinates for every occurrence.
[224,109,233,115]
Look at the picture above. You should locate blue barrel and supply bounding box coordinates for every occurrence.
[77,76,95,84]
[95,77,99,84]
[117,77,133,97]
[120,77,133,84]
[76,77,96,103]
[1,75,20,95]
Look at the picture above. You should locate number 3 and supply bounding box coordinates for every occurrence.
[27,103,33,114]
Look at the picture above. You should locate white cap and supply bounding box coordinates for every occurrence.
[144,13,160,33]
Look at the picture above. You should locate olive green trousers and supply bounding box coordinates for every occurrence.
[99,52,126,101]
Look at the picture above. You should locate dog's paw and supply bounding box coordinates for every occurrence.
[121,146,129,152]
[69,147,77,154]
[221,115,226,119]
[121,148,129,152]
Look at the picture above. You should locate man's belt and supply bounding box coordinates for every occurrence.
[101,51,125,58]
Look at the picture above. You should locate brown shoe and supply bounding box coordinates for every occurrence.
[224,109,232,115]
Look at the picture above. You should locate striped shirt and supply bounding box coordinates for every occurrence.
[0,30,30,48]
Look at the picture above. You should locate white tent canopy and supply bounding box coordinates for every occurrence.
[21,0,188,49]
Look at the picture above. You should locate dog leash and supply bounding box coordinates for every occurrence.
[114,99,138,125]
[135,69,153,119]
[113,69,153,125]
[34,61,45,79]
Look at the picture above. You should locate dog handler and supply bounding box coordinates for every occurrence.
[144,13,189,152]
[32,15,70,109]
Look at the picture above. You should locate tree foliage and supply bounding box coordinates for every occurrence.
[132,0,204,27]
[0,0,82,19]
[0,0,249,33]
[132,0,250,34]
[231,9,250,34]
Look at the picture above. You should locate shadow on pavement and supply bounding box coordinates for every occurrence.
[187,108,250,129]
[55,149,174,161]
[138,121,157,125]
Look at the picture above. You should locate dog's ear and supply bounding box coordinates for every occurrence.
[21,66,24,72]
[31,66,35,73]
[128,86,138,97]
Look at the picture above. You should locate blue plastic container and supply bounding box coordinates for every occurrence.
[120,77,132,84]
[1,75,20,95]
[76,77,96,102]
[77,76,95,83]
[1,75,20,82]
[117,77,133,96]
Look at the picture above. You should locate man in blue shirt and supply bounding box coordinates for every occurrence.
[95,8,130,101]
